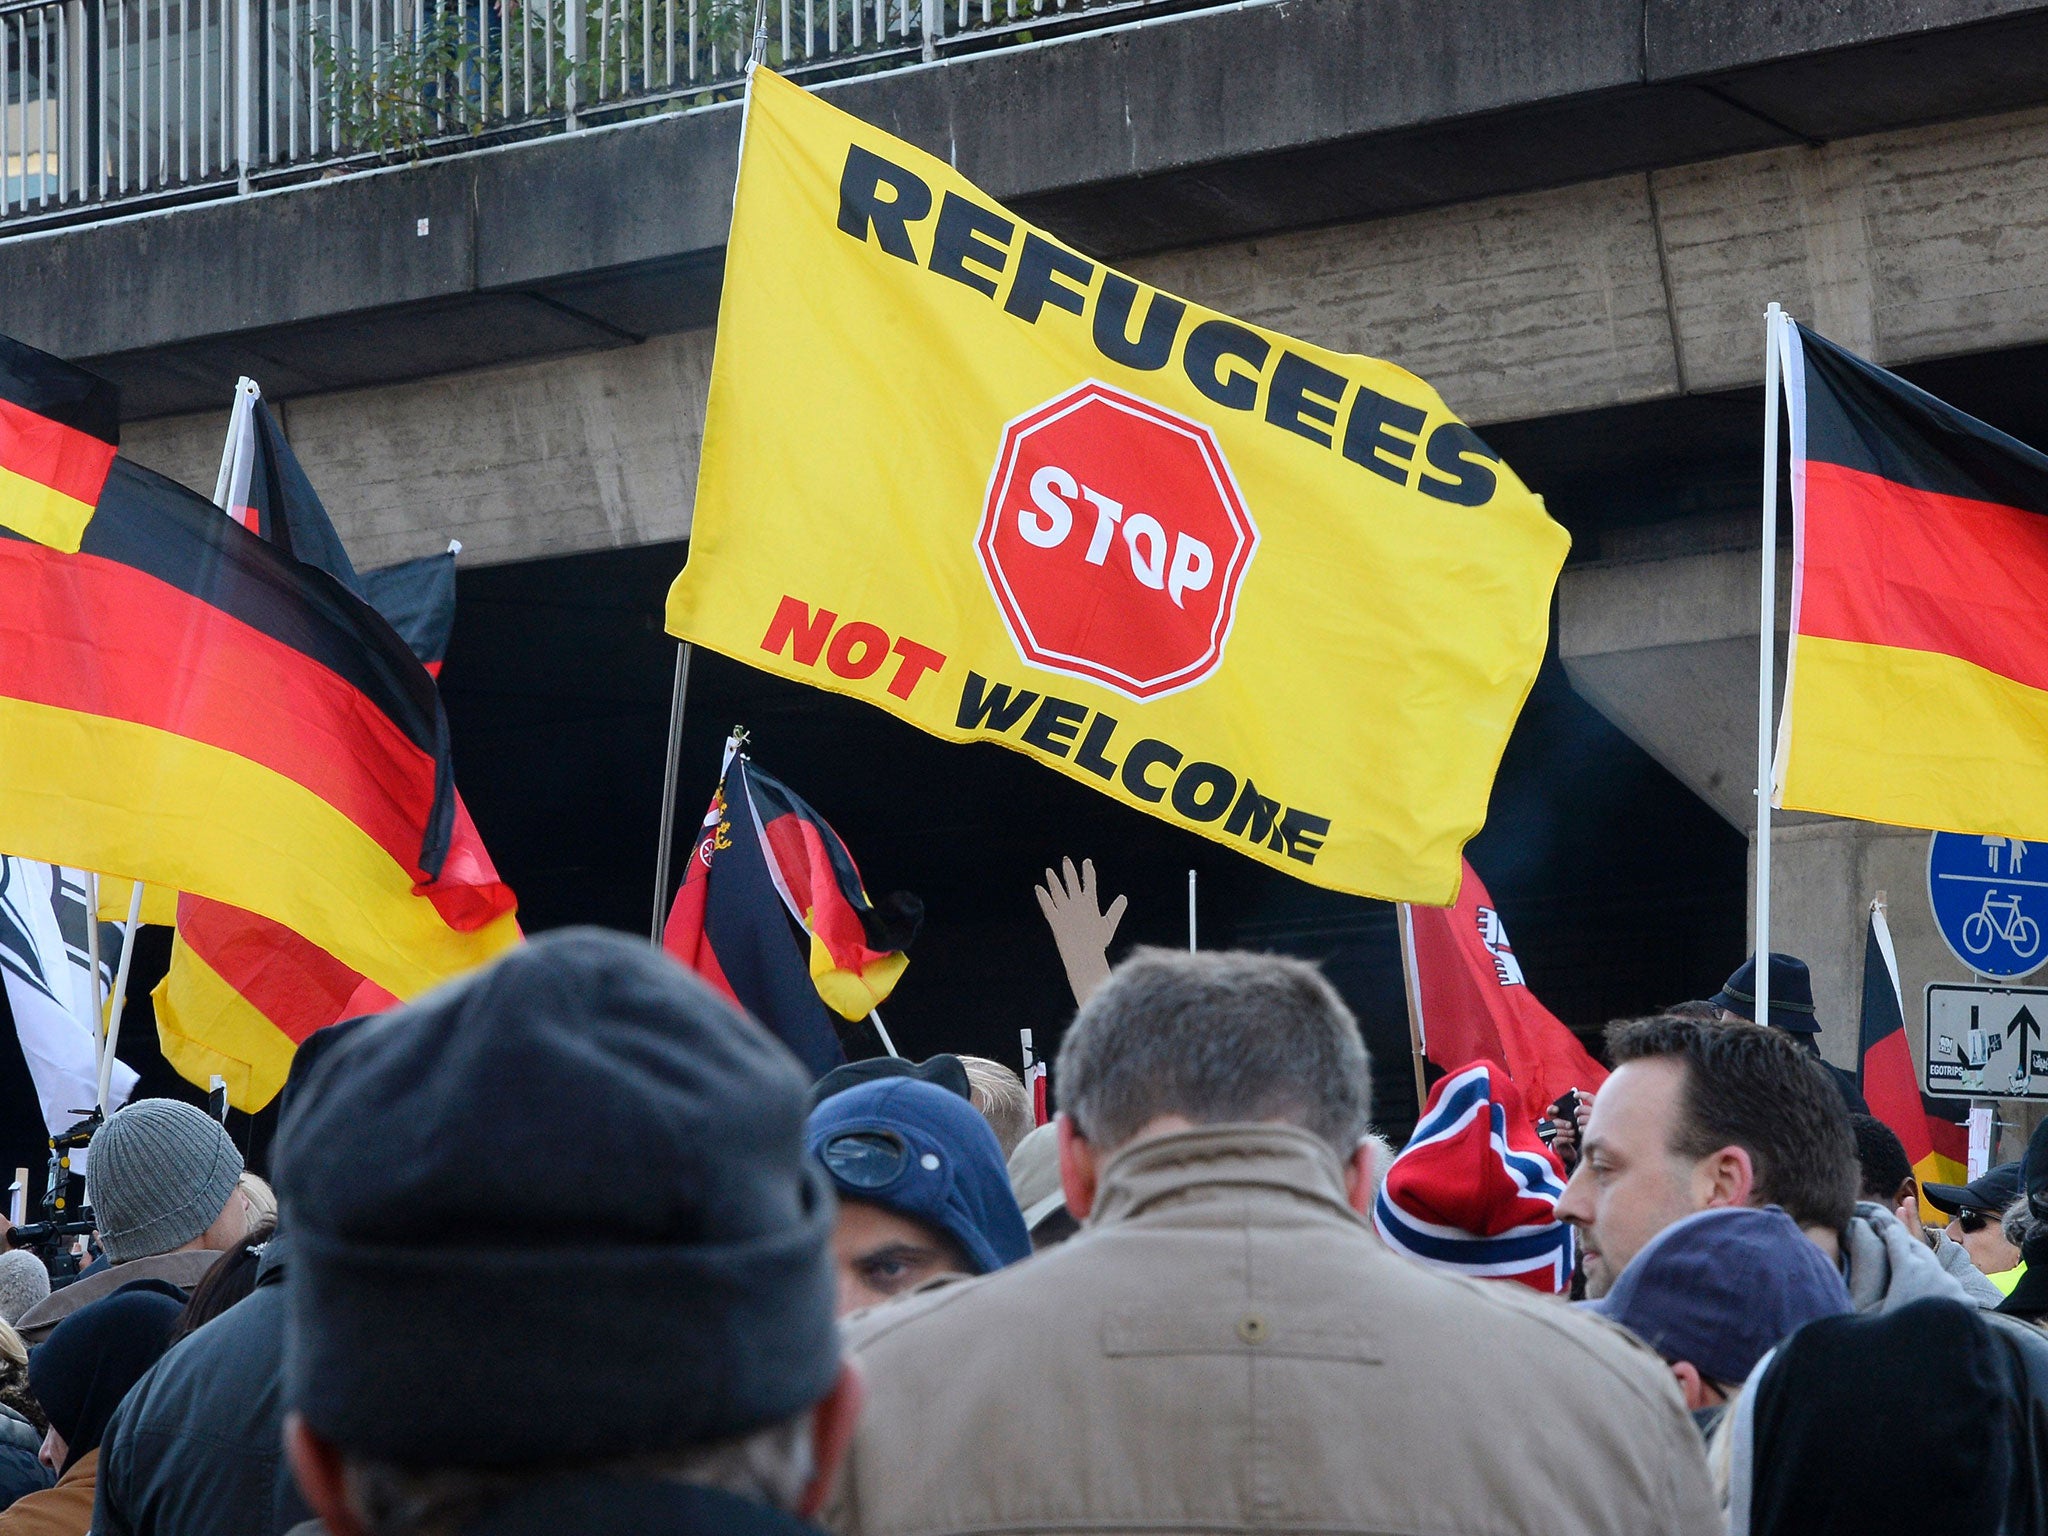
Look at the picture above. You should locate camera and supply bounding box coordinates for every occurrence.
[6,1112,101,1284]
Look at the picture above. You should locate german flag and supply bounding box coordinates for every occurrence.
[0,334,118,555]
[1859,899,1969,1223]
[663,749,918,1076]
[147,393,510,1110]
[1777,325,2048,836]
[0,451,518,1006]
[362,548,459,678]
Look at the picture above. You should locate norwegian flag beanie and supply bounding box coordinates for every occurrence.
[1372,1062,1574,1293]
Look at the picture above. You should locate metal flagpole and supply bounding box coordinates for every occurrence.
[84,872,102,1087]
[1187,870,1197,951]
[649,8,765,945]
[95,880,144,1114]
[648,641,695,943]
[867,1010,900,1058]
[1755,302,1785,1034]
[1396,903,1429,1119]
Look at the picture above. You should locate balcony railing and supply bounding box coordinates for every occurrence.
[0,0,1212,231]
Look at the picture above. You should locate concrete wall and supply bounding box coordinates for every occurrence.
[120,100,2048,568]
[126,330,716,568]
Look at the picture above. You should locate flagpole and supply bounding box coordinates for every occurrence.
[1755,302,1785,1033]
[867,1009,900,1058]
[1187,870,1197,951]
[1396,903,1429,1119]
[84,872,103,1088]
[95,881,144,1114]
[649,640,696,944]
[210,377,259,514]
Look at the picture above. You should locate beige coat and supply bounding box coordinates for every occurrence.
[15,1251,220,1346]
[827,1124,1720,1536]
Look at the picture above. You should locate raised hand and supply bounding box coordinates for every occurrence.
[1034,856,1128,1007]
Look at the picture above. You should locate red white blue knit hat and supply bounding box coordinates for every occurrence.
[1372,1062,1574,1294]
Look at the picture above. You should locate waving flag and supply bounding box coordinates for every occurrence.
[362,548,460,677]
[664,747,917,1076]
[1859,898,1969,1223]
[1776,325,2048,837]
[0,334,117,554]
[0,435,517,1020]
[1400,859,1606,1119]
[0,860,138,1137]
[666,69,1567,905]
[149,386,508,1110]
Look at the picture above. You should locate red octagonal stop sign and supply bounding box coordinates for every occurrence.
[976,382,1259,701]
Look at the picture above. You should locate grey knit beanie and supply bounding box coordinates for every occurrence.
[0,1250,48,1325]
[87,1100,244,1262]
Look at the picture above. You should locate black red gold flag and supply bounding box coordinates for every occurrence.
[663,750,917,1077]
[0,333,118,554]
[0,454,517,1016]
[1778,325,2048,838]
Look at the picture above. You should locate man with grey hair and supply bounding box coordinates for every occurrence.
[277,930,862,1536]
[825,949,1720,1536]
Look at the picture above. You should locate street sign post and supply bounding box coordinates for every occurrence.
[1928,832,2048,979]
[1924,982,2048,1100]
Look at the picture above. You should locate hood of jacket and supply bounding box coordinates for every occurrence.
[0,1402,40,1456]
[1841,1201,1970,1313]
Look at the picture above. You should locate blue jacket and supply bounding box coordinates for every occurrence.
[92,1237,312,1536]
[0,1403,51,1510]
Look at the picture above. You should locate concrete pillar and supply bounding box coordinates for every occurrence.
[1560,530,2039,1162]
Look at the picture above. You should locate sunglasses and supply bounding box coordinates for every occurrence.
[820,1130,911,1191]
[1953,1210,1995,1235]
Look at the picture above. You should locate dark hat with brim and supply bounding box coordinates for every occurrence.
[1923,1160,2023,1218]
[1711,952,1821,1035]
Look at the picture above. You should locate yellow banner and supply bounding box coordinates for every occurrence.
[667,69,1569,903]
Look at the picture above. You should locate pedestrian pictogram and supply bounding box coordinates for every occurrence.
[1927,831,2048,980]
[976,381,1259,702]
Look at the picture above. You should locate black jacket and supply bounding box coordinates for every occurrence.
[285,1479,832,1536]
[91,1237,312,1536]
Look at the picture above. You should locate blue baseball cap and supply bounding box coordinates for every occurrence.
[1582,1206,1851,1387]
[807,1077,1031,1277]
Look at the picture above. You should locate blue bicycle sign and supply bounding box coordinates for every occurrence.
[1929,833,2048,980]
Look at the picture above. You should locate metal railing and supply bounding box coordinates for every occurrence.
[1,0,1211,229]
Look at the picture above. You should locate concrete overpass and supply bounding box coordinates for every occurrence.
[7,0,2048,1122]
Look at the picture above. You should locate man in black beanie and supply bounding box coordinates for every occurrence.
[274,929,862,1536]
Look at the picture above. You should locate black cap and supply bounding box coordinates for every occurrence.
[274,928,838,1469]
[1711,953,1820,1035]
[810,1052,971,1108]
[1922,1160,2023,1218]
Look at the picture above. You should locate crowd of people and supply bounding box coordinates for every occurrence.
[0,927,2040,1535]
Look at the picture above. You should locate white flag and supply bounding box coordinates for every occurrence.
[0,859,138,1140]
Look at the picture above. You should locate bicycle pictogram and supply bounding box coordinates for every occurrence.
[1962,890,2042,960]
